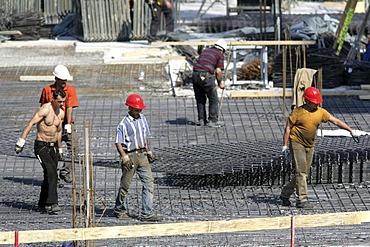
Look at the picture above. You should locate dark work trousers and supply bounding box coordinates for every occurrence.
[192,71,219,123]
[34,140,59,206]
[60,123,79,177]
[149,2,174,39]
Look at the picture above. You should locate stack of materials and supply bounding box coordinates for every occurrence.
[4,12,44,40]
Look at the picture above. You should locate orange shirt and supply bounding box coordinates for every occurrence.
[289,106,330,148]
[39,84,79,122]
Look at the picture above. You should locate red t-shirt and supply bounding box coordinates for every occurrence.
[39,84,79,122]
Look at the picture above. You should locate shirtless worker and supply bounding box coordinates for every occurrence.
[15,89,66,215]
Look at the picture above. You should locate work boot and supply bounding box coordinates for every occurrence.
[196,119,207,126]
[60,172,72,184]
[147,36,160,44]
[296,201,314,209]
[44,204,62,215]
[279,196,291,207]
[115,211,130,220]
[208,121,222,128]
[140,214,163,222]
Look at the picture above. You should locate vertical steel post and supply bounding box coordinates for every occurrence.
[261,46,269,88]
[232,46,237,85]
[84,122,90,228]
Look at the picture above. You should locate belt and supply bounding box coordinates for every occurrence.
[125,148,146,154]
[35,140,57,147]
[194,70,212,76]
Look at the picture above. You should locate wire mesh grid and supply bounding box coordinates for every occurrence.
[1,49,370,246]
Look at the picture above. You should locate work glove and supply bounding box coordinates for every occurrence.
[122,155,134,171]
[58,148,64,161]
[351,130,360,143]
[15,138,25,154]
[151,7,159,18]
[64,124,72,134]
[281,145,290,159]
[146,150,155,163]
[147,0,159,18]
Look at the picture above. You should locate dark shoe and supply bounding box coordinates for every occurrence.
[279,196,291,207]
[45,204,62,215]
[296,201,314,209]
[148,36,160,44]
[115,211,129,219]
[208,121,222,128]
[60,173,72,184]
[140,214,163,222]
[196,120,207,126]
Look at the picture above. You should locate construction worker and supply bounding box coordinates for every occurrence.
[15,89,66,215]
[146,0,174,43]
[279,87,361,209]
[39,65,79,184]
[192,39,226,127]
[114,94,163,222]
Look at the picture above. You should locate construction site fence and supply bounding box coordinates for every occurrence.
[0,0,179,41]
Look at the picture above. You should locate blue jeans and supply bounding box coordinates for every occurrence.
[114,152,154,217]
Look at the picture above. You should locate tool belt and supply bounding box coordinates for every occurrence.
[125,148,146,154]
[35,140,57,147]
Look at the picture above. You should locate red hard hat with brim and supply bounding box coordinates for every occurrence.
[303,87,322,104]
[125,94,146,109]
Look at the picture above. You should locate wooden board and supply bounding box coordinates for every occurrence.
[1,211,369,244]
[19,76,73,82]
[152,40,316,47]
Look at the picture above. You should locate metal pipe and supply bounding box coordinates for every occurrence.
[84,122,90,228]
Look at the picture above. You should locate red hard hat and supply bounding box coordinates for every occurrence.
[303,87,322,104]
[125,94,146,109]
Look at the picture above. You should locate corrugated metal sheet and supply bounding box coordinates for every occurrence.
[0,0,41,14]
[43,0,73,25]
[75,0,131,41]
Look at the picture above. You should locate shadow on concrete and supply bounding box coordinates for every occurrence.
[165,117,196,125]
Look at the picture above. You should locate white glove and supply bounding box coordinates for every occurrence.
[64,124,72,134]
[351,130,360,143]
[122,155,134,170]
[281,145,289,158]
[15,138,25,154]
[58,148,64,161]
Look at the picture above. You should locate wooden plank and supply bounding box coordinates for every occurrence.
[123,48,163,57]
[229,89,368,98]
[0,211,370,244]
[360,84,370,90]
[0,30,22,36]
[359,95,370,100]
[228,6,271,12]
[230,90,293,98]
[19,76,73,82]
[152,40,316,47]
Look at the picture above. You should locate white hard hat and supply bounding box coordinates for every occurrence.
[53,64,71,80]
[214,39,227,51]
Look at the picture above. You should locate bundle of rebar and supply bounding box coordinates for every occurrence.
[154,137,370,188]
